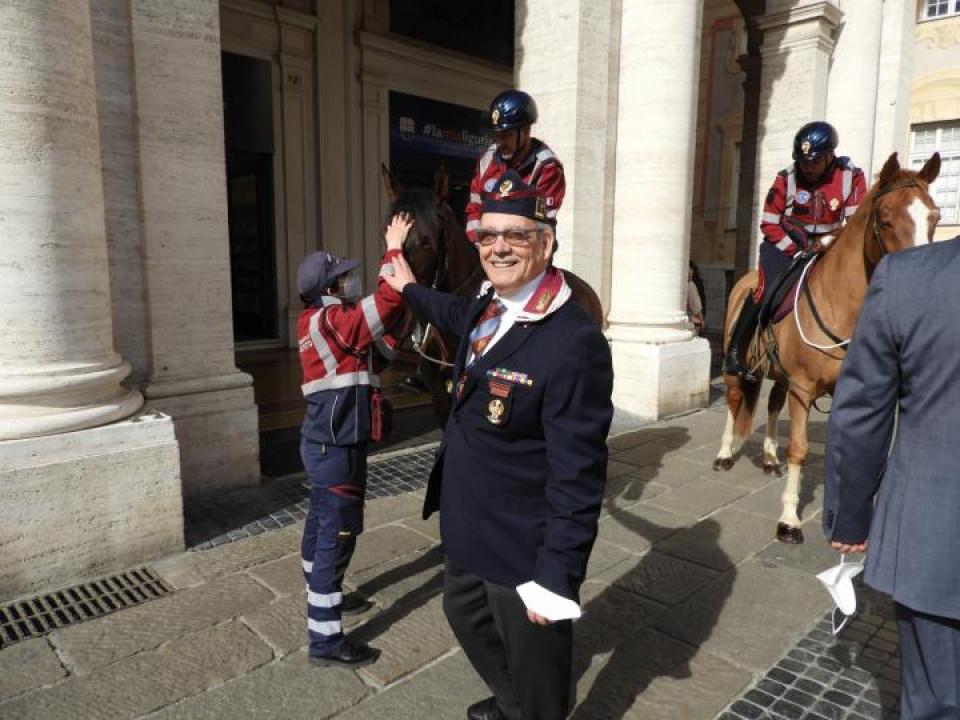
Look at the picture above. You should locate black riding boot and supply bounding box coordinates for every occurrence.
[723,295,761,378]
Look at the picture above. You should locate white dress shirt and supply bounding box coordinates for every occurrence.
[470,271,582,621]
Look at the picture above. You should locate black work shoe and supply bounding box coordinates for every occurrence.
[467,697,508,720]
[400,374,429,394]
[341,593,374,616]
[309,638,379,668]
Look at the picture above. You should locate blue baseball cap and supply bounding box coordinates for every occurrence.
[297,251,359,301]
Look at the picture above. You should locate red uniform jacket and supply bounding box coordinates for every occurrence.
[761,157,867,255]
[298,250,406,446]
[465,138,565,242]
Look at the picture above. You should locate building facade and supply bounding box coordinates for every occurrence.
[0,0,953,600]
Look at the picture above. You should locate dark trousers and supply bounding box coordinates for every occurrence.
[896,602,960,719]
[758,242,794,302]
[443,558,573,720]
[300,441,367,656]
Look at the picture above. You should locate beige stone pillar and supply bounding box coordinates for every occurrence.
[752,0,842,255]
[515,0,621,305]
[129,0,259,496]
[0,0,143,440]
[606,0,711,420]
[825,1,882,172]
[0,0,183,601]
[871,0,915,176]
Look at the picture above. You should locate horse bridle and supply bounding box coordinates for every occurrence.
[869,179,921,264]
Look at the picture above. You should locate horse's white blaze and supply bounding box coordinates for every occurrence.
[717,409,737,459]
[908,197,931,246]
[819,234,835,248]
[779,462,803,527]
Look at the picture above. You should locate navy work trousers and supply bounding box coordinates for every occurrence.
[300,439,367,657]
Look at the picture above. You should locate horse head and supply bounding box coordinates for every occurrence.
[381,163,456,288]
[864,151,941,266]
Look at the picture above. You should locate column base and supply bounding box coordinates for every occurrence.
[146,382,260,499]
[0,410,183,602]
[609,333,711,423]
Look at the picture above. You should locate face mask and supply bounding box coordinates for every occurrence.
[816,554,864,634]
[340,273,362,302]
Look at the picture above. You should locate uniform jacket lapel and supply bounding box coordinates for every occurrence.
[456,321,538,407]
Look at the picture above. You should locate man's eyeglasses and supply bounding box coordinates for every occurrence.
[475,228,541,247]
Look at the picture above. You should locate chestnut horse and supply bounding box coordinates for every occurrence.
[381,164,605,423]
[713,152,941,543]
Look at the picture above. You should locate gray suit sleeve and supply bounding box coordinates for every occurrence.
[823,256,900,543]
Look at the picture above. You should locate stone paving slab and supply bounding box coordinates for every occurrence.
[597,502,697,556]
[595,551,719,607]
[643,477,750,520]
[246,553,304,597]
[151,525,303,588]
[656,558,831,674]
[655,507,777,571]
[732,472,825,525]
[0,637,66,702]
[584,539,637,579]
[363,493,424,530]
[333,650,487,720]
[346,524,437,578]
[0,621,272,720]
[148,649,370,720]
[349,546,444,610]
[52,573,275,675]
[572,627,751,720]
[353,594,458,687]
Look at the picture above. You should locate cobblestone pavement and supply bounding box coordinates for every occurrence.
[0,390,905,719]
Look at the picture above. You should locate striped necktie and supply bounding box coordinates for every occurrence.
[468,298,506,363]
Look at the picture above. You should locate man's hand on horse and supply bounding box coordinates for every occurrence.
[385,212,414,252]
[830,540,868,554]
[383,252,416,294]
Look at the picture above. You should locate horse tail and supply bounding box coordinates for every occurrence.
[735,374,762,439]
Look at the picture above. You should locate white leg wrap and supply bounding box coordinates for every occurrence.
[779,462,802,526]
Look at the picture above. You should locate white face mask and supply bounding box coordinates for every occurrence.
[340,273,362,302]
[816,554,864,634]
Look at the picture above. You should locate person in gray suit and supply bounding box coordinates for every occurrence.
[824,237,960,719]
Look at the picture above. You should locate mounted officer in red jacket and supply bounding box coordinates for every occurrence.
[465,90,565,244]
[724,121,867,377]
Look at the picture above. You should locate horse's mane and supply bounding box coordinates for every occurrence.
[390,187,442,227]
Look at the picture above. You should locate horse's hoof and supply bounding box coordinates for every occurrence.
[763,462,783,478]
[713,457,734,472]
[776,523,804,544]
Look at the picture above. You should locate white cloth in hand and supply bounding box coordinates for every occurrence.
[516,581,582,621]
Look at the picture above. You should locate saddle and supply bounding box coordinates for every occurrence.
[758,251,817,330]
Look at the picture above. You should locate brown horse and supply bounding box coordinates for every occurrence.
[713,152,941,543]
[381,164,605,423]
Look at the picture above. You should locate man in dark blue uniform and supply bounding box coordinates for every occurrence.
[385,171,614,720]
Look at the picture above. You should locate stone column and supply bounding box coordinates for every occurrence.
[752,1,842,254]
[514,0,621,306]
[0,0,182,601]
[871,0,915,176]
[0,0,142,440]
[129,0,259,496]
[606,0,711,420]
[825,0,883,172]
[734,36,763,280]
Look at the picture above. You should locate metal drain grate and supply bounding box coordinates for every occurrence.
[0,567,172,648]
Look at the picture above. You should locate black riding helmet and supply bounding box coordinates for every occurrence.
[793,121,839,162]
[490,90,538,131]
